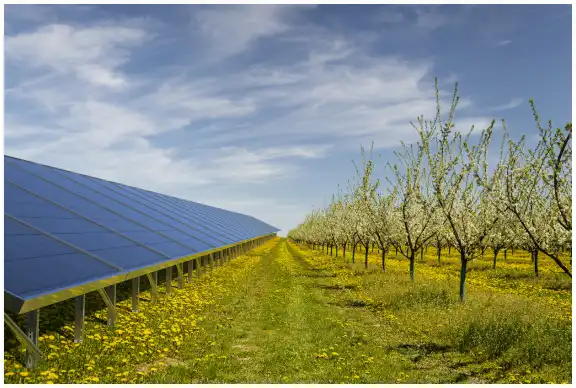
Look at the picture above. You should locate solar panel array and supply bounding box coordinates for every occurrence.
[4,155,279,314]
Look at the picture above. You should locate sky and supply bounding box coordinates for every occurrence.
[3,4,573,236]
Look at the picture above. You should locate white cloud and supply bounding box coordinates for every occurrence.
[415,7,450,31]
[452,116,497,134]
[5,23,148,88]
[376,10,406,23]
[193,5,313,59]
[496,39,512,46]
[487,98,523,111]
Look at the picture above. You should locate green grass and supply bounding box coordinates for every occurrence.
[4,238,571,383]
[142,239,570,383]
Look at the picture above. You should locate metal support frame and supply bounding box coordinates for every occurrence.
[146,272,159,302]
[188,260,194,282]
[152,271,158,293]
[74,295,85,343]
[97,288,117,326]
[209,253,214,271]
[102,285,117,326]
[26,310,40,368]
[166,266,172,294]
[4,312,43,368]
[132,277,139,312]
[177,263,184,288]
[196,257,201,277]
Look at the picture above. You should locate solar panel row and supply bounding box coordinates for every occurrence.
[4,155,279,314]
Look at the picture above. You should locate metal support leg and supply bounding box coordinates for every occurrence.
[26,310,40,368]
[177,263,184,288]
[104,285,117,326]
[196,257,201,277]
[188,260,194,282]
[166,267,172,294]
[4,313,43,368]
[209,253,214,271]
[132,277,139,312]
[146,272,158,302]
[74,295,85,343]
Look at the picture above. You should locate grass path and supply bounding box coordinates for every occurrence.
[144,239,489,383]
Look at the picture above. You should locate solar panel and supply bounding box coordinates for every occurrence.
[4,155,279,315]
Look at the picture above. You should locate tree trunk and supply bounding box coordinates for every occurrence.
[364,242,369,269]
[504,249,507,261]
[336,245,339,257]
[343,243,347,260]
[448,245,451,255]
[330,244,333,256]
[420,246,424,261]
[437,246,441,264]
[493,248,500,269]
[459,256,468,302]
[371,244,374,253]
[352,243,356,263]
[409,254,415,281]
[395,246,398,256]
[381,248,386,272]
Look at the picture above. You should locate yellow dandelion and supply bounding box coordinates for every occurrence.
[19,372,29,377]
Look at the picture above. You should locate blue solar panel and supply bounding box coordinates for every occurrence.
[119,185,242,242]
[5,216,120,299]
[4,155,279,314]
[7,163,190,251]
[168,197,255,239]
[105,181,235,245]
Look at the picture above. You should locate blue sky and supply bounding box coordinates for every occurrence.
[4,4,572,235]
